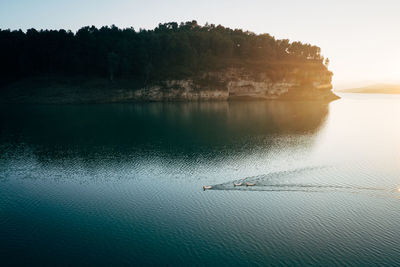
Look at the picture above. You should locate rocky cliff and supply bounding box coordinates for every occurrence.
[0,67,338,104]
[120,67,337,102]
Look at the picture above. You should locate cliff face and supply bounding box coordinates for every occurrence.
[127,67,337,102]
[0,67,338,103]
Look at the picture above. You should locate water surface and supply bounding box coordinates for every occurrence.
[1,95,400,265]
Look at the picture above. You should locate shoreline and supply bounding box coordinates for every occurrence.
[0,78,339,104]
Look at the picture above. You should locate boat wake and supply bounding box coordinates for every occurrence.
[208,166,392,195]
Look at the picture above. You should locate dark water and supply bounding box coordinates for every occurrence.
[2,95,400,266]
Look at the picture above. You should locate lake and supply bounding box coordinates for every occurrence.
[1,94,400,265]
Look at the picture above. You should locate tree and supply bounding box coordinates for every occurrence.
[0,21,330,89]
[107,52,120,81]
[324,58,330,68]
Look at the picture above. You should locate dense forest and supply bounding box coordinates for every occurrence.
[0,20,329,89]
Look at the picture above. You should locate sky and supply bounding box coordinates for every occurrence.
[1,0,400,89]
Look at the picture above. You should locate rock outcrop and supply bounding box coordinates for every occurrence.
[125,67,337,102]
[0,67,338,103]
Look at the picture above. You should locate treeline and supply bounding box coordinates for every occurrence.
[0,20,329,87]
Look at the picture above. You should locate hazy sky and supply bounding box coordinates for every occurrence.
[1,0,399,88]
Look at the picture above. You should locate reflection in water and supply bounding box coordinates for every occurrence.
[3,97,400,266]
[0,101,329,167]
[0,101,330,190]
[0,101,329,147]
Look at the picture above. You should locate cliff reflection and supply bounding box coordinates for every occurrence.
[0,101,329,160]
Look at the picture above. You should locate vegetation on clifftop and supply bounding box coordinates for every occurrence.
[0,20,331,90]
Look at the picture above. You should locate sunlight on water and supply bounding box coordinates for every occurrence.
[2,95,400,265]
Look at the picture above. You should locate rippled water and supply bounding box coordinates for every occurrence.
[2,94,400,265]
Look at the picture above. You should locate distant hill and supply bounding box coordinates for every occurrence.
[336,84,400,94]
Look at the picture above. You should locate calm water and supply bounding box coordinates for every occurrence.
[2,94,400,265]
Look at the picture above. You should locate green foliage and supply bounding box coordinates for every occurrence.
[0,21,328,88]
[324,58,330,68]
[107,52,120,81]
